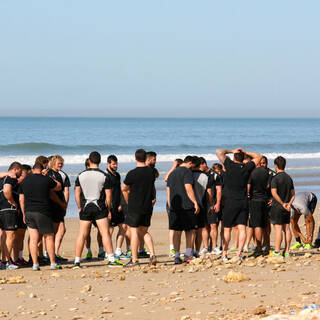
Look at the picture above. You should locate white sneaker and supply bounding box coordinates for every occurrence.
[6,263,18,270]
[243,245,249,253]
[199,248,209,255]
[221,255,229,261]
[249,245,256,252]
[210,247,222,255]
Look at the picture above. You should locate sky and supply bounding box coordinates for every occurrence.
[0,1,319,118]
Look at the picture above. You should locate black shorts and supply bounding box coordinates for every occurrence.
[110,208,125,227]
[125,213,151,228]
[249,199,268,228]
[222,198,249,228]
[17,211,27,229]
[206,209,222,225]
[80,203,107,221]
[0,209,18,230]
[269,205,290,225]
[196,208,206,228]
[309,193,317,213]
[169,208,199,231]
[26,212,54,234]
[52,210,65,223]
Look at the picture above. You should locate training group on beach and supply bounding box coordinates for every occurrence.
[0,148,319,271]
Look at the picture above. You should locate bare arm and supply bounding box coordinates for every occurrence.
[64,187,70,204]
[241,149,262,167]
[19,194,26,224]
[247,184,251,198]
[271,188,293,212]
[105,189,112,219]
[50,190,67,211]
[216,149,233,164]
[166,187,170,208]
[185,184,200,214]
[164,160,179,182]
[3,184,17,208]
[121,183,130,204]
[214,185,222,212]
[75,186,82,214]
[207,188,213,215]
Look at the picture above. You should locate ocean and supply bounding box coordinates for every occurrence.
[1,117,319,217]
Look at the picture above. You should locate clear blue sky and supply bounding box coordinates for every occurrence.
[0,1,319,117]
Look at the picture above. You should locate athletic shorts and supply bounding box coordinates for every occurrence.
[249,199,268,228]
[80,203,107,222]
[197,208,206,229]
[25,211,54,234]
[110,208,125,227]
[52,210,65,223]
[222,198,249,228]
[17,211,27,229]
[125,213,152,228]
[169,208,199,231]
[0,209,18,230]
[269,205,290,225]
[206,209,222,225]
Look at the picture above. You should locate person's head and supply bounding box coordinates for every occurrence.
[233,151,245,163]
[260,156,268,169]
[18,164,32,183]
[183,155,197,169]
[243,154,252,164]
[8,162,22,178]
[135,149,147,163]
[192,156,201,170]
[85,158,90,169]
[274,156,286,171]
[107,154,118,172]
[89,151,101,165]
[146,151,157,168]
[199,157,208,172]
[175,159,183,167]
[212,163,223,174]
[35,155,49,169]
[32,161,44,173]
[49,155,64,172]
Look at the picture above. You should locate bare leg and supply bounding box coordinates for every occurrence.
[274,224,283,253]
[253,227,263,252]
[202,226,210,249]
[85,224,92,250]
[283,223,292,254]
[13,228,26,261]
[143,229,155,256]
[95,218,113,255]
[237,224,247,255]
[43,233,56,264]
[54,222,66,256]
[75,220,92,258]
[28,228,40,265]
[233,226,239,249]
[210,223,218,249]
[195,229,202,252]
[173,230,182,254]
[129,227,139,262]
[223,227,231,256]
[244,226,253,248]
[4,230,16,262]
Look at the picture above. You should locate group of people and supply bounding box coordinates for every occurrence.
[0,147,319,271]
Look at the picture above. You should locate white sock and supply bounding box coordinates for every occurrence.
[19,250,23,259]
[44,251,48,258]
[115,248,122,256]
[185,248,192,257]
[33,263,39,268]
[174,251,180,259]
[169,244,174,251]
[108,254,115,262]
[99,247,104,254]
[51,263,57,268]
[87,248,92,253]
[74,257,81,264]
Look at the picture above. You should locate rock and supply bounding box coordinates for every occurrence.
[69,308,78,311]
[304,253,312,258]
[244,261,257,267]
[267,256,285,264]
[180,316,191,320]
[17,291,26,296]
[223,270,249,283]
[81,284,92,292]
[118,275,125,281]
[252,307,266,315]
[51,273,61,278]
[29,293,37,298]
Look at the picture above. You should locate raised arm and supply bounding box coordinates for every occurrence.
[241,149,262,167]
[215,149,233,164]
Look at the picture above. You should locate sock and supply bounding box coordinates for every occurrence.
[108,254,115,262]
[174,251,180,259]
[115,248,122,256]
[74,257,81,264]
[33,263,39,268]
[51,263,57,268]
[87,248,92,253]
[99,247,104,254]
[296,237,301,243]
[19,250,23,259]
[169,244,174,251]
[44,251,48,258]
[185,248,192,257]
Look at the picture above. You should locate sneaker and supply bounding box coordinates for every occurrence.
[249,245,257,253]
[16,258,29,266]
[0,263,6,270]
[269,250,282,257]
[125,260,140,267]
[85,251,93,260]
[107,259,125,267]
[243,245,249,253]
[50,264,62,270]
[39,256,50,265]
[193,251,200,258]
[72,262,81,269]
[98,251,105,259]
[221,255,229,262]
[283,252,291,258]
[304,243,312,250]
[169,249,175,258]
[210,247,222,255]
[249,251,263,258]
[126,250,132,258]
[290,242,302,250]
[313,239,320,248]
[6,263,18,270]
[174,257,183,265]
[32,265,40,271]
[115,253,130,260]
[55,255,68,262]
[138,249,150,259]
[183,255,193,263]
[199,248,209,256]
[230,247,238,253]
[149,255,157,266]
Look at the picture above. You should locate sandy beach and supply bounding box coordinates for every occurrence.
[0,209,320,320]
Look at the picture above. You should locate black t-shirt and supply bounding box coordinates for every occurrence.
[271,172,294,208]
[248,167,269,200]
[59,170,71,188]
[106,169,121,210]
[167,166,194,211]
[47,169,65,213]
[19,173,57,216]
[124,166,155,215]
[223,157,255,200]
[206,169,222,201]
[0,176,19,210]
[266,168,275,199]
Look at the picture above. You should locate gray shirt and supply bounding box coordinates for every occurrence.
[291,192,314,217]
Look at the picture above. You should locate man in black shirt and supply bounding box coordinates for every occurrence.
[269,156,295,257]
[19,162,65,271]
[167,156,200,264]
[122,149,157,266]
[0,162,22,270]
[216,148,261,260]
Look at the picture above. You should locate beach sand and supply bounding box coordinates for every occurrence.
[1,210,320,320]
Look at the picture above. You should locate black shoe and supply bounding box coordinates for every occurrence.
[174,257,183,264]
[72,262,81,269]
[138,249,150,259]
[55,255,68,262]
[38,256,50,266]
[183,255,193,263]
[125,260,140,267]
[314,239,320,248]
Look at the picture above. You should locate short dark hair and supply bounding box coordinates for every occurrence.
[22,164,32,172]
[8,162,22,171]
[135,149,146,162]
[89,151,101,164]
[35,155,48,166]
[199,157,207,165]
[213,163,222,171]
[274,156,286,170]
[146,151,157,158]
[33,162,44,170]
[183,155,194,163]
[107,155,118,163]
[176,159,183,166]
[261,156,268,165]
[193,156,201,168]
[234,151,245,162]
[85,158,90,168]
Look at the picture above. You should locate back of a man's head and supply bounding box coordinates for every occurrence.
[274,156,286,170]
[33,162,44,171]
[8,161,22,171]
[135,149,146,163]
[234,151,245,162]
[193,156,201,169]
[89,151,101,164]
[35,155,48,166]
[183,155,194,164]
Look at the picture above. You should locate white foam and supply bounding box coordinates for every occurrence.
[1,152,320,166]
